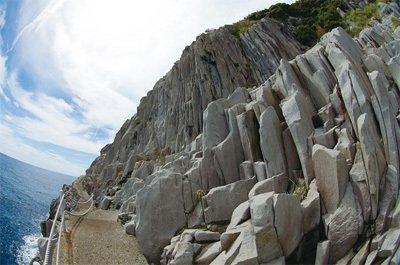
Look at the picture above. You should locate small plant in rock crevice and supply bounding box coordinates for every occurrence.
[292,178,308,201]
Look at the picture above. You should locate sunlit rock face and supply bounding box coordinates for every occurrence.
[75,1,400,264]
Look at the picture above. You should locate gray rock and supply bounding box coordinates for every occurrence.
[37,237,48,261]
[357,113,386,219]
[195,241,222,264]
[301,179,320,234]
[194,231,220,243]
[100,196,112,210]
[250,192,283,263]
[227,201,250,230]
[135,172,186,263]
[388,55,400,88]
[124,220,136,236]
[188,203,204,228]
[213,104,246,185]
[114,177,145,208]
[237,110,262,162]
[273,193,303,257]
[118,212,134,224]
[281,90,315,184]
[315,240,330,265]
[203,177,256,224]
[171,242,202,265]
[368,71,399,172]
[253,161,267,182]
[326,184,363,263]
[364,250,378,265]
[336,250,355,265]
[351,240,370,265]
[239,161,254,180]
[349,147,371,223]
[259,107,287,177]
[334,128,355,164]
[266,256,286,265]
[282,127,301,181]
[312,144,349,214]
[248,173,288,198]
[230,224,258,265]
[378,228,400,258]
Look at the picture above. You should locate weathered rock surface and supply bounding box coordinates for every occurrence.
[312,144,349,214]
[203,177,256,224]
[64,1,400,264]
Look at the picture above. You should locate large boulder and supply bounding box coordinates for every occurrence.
[325,184,363,263]
[259,106,287,177]
[273,193,303,257]
[248,173,288,198]
[135,172,186,263]
[357,113,386,219]
[203,177,256,224]
[301,179,320,234]
[312,144,349,214]
[250,192,283,263]
[281,90,315,184]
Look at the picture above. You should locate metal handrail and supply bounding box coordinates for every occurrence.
[43,192,65,265]
[76,194,93,205]
[43,192,94,265]
[66,197,94,217]
[55,211,65,265]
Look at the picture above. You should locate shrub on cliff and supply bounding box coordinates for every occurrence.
[346,1,381,35]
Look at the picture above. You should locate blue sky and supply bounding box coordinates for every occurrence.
[0,0,292,176]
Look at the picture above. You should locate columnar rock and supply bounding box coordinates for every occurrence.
[273,193,303,257]
[202,177,256,224]
[213,104,246,185]
[281,90,315,184]
[312,144,349,214]
[301,179,320,234]
[135,172,186,263]
[237,110,262,162]
[357,113,386,219]
[349,148,372,222]
[248,173,288,198]
[368,71,399,172]
[259,106,287,178]
[325,184,363,263]
[250,192,283,263]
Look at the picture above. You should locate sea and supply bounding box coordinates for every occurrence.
[0,153,75,265]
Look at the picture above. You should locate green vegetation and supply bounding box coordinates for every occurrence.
[346,1,380,35]
[292,179,308,201]
[391,15,400,29]
[195,189,206,202]
[228,0,390,47]
[229,0,347,46]
[267,0,347,46]
[230,11,267,37]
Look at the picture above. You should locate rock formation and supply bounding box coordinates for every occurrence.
[44,1,400,264]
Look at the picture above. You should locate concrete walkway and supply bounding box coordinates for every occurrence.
[56,209,148,265]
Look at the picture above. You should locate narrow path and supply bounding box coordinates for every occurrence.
[56,209,148,265]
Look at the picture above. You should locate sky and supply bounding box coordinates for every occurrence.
[0,0,292,176]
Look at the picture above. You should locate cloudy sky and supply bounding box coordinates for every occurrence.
[0,0,292,176]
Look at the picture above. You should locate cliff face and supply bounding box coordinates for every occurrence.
[74,1,400,264]
[83,18,303,196]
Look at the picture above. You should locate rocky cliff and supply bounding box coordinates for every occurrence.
[53,1,400,264]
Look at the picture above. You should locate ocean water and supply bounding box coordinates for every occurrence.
[0,153,74,265]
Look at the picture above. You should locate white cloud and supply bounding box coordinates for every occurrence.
[3,0,294,172]
[0,122,83,176]
[6,73,108,154]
